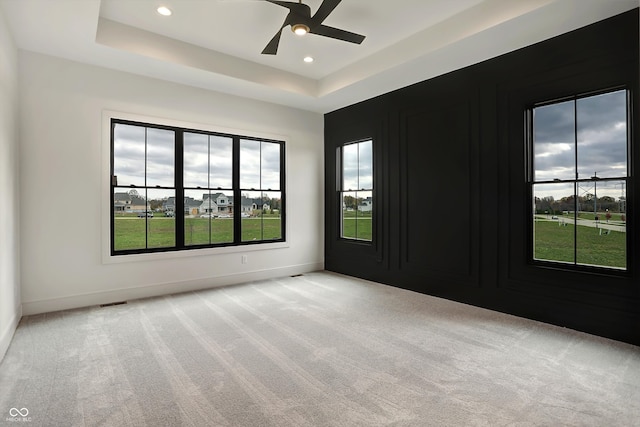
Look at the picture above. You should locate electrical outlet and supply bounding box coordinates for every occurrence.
[241,255,247,264]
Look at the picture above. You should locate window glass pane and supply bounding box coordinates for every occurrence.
[183,189,235,244]
[242,191,263,242]
[211,191,234,244]
[341,191,358,239]
[355,190,372,241]
[113,188,149,251]
[146,128,175,187]
[261,142,281,191]
[576,179,626,269]
[210,136,233,189]
[240,190,284,241]
[577,90,627,179]
[261,191,282,240]
[533,100,575,181]
[113,124,145,187]
[533,183,575,264]
[342,144,359,191]
[146,188,175,248]
[358,140,373,190]
[184,132,209,188]
[184,189,210,246]
[240,139,261,189]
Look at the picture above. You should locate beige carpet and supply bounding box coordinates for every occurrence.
[1,271,639,426]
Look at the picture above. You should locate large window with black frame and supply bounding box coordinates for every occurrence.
[529,89,629,270]
[339,139,373,242]
[111,119,285,255]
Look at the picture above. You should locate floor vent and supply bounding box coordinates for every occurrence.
[99,301,128,308]
[291,274,304,277]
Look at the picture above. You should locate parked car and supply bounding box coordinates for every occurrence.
[241,212,250,218]
[138,211,153,218]
[165,211,175,217]
[217,213,231,218]
[200,213,216,219]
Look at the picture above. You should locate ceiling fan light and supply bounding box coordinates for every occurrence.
[292,24,310,36]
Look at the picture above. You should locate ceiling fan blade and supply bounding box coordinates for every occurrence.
[309,24,365,44]
[262,29,284,55]
[261,18,290,55]
[311,0,341,26]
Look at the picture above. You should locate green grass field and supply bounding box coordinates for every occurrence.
[114,216,282,251]
[116,211,623,268]
[342,210,372,241]
[534,220,626,268]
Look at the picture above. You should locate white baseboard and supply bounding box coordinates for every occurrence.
[21,262,324,316]
[0,305,22,363]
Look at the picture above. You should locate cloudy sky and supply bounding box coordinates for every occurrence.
[240,139,281,191]
[184,132,233,189]
[533,89,627,201]
[113,124,174,188]
[113,123,281,201]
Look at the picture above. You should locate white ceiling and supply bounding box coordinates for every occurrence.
[0,0,637,113]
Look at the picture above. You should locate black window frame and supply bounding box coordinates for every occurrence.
[110,118,286,256]
[337,138,374,243]
[526,87,631,273]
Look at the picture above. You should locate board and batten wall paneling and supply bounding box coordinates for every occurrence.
[324,9,640,345]
[399,99,479,289]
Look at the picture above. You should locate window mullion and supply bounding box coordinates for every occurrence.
[207,136,212,244]
[175,130,185,249]
[355,144,359,238]
[110,120,116,254]
[144,128,149,250]
[232,137,241,244]
[573,98,578,265]
[259,141,264,241]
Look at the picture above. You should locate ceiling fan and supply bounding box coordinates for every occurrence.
[261,0,365,55]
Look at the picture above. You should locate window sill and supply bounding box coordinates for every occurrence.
[102,241,290,264]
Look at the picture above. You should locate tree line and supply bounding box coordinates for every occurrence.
[535,194,625,215]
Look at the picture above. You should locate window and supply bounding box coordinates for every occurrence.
[240,139,283,242]
[529,89,628,270]
[111,119,285,255]
[339,139,373,241]
[183,132,234,246]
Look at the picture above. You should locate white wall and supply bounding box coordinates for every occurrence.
[0,7,20,360]
[19,51,324,315]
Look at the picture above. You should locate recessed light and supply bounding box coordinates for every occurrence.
[303,56,314,63]
[157,6,172,16]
